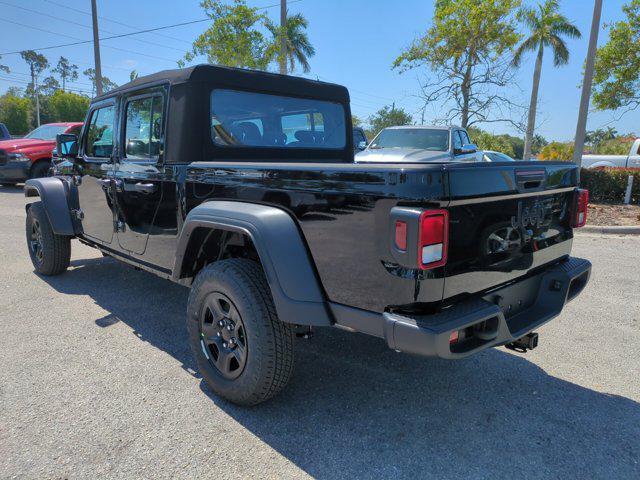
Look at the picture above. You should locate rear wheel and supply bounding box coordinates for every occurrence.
[25,201,71,275]
[186,258,295,406]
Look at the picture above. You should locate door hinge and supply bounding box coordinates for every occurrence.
[71,209,84,220]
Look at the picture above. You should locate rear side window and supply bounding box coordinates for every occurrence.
[353,129,366,145]
[210,89,346,150]
[85,105,115,158]
[124,95,164,159]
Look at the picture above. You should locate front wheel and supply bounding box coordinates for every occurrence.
[186,259,295,406]
[30,161,51,179]
[26,201,71,275]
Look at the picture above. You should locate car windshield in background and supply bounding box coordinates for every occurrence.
[369,128,449,151]
[24,125,69,140]
[210,89,346,149]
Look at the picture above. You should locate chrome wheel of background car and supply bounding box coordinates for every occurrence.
[486,226,522,254]
[29,219,44,264]
[199,292,247,380]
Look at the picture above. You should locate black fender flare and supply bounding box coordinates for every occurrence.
[24,177,77,236]
[172,201,332,327]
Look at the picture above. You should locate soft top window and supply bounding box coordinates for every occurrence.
[210,89,346,150]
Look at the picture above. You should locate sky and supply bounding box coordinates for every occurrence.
[0,0,637,141]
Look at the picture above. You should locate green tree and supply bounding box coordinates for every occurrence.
[46,90,90,122]
[40,76,61,96]
[182,0,269,70]
[52,57,78,91]
[0,93,32,135]
[513,0,581,160]
[129,70,139,82]
[368,105,413,136]
[585,127,617,149]
[351,114,363,127]
[593,0,640,112]
[468,127,516,157]
[394,0,521,129]
[20,50,49,127]
[83,68,117,95]
[265,12,315,74]
[539,141,574,160]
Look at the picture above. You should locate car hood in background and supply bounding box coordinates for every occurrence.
[0,138,54,152]
[355,148,452,163]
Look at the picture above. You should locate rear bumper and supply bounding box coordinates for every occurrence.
[0,160,30,182]
[333,256,591,359]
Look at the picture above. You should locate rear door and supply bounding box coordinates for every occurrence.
[442,162,578,301]
[76,100,117,245]
[112,88,166,255]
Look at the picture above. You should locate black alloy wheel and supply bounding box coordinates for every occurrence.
[199,292,248,380]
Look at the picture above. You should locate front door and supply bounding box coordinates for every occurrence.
[76,101,117,245]
[113,91,166,255]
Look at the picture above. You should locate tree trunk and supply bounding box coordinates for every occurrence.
[460,56,472,128]
[279,0,287,75]
[523,43,544,160]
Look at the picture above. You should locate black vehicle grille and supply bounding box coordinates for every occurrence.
[0,149,7,166]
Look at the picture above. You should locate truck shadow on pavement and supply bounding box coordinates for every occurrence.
[43,257,640,479]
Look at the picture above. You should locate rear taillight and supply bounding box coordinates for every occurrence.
[572,189,589,228]
[418,209,448,269]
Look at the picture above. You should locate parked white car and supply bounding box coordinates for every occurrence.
[355,126,478,163]
[582,138,640,169]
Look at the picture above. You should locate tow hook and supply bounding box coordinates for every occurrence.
[506,332,539,353]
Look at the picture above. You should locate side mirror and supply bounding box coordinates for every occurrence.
[56,133,78,159]
[357,140,368,151]
[461,143,477,154]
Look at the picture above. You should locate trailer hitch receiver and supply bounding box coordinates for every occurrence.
[505,332,539,353]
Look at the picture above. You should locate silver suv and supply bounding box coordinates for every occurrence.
[355,125,478,163]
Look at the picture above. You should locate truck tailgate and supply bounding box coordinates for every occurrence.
[442,162,579,302]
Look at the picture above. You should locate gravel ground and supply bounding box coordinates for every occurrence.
[0,184,639,479]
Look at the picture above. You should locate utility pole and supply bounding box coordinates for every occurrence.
[91,0,103,96]
[572,0,603,167]
[279,0,287,75]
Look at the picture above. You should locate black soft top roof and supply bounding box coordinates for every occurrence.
[95,64,350,103]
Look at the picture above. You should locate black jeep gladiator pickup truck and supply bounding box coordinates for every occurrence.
[24,65,591,405]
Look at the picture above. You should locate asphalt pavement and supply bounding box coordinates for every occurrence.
[0,184,638,479]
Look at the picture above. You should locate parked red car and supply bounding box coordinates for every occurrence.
[0,122,83,185]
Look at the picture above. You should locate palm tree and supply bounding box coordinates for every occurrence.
[513,0,581,160]
[266,12,315,74]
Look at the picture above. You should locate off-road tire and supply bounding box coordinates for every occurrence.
[30,161,51,179]
[187,258,295,406]
[26,201,71,275]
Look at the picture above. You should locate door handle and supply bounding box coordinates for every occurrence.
[134,182,156,194]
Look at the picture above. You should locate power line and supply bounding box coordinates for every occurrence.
[1,0,303,56]
[0,17,180,63]
[42,0,193,46]
[0,1,185,53]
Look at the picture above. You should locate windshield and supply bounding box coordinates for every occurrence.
[25,125,69,140]
[369,128,449,151]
